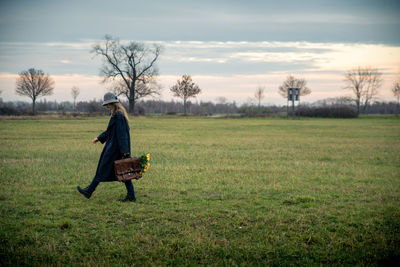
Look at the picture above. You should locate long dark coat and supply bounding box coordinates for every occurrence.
[95,111,131,182]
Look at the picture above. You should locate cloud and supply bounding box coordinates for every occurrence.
[2,0,399,43]
[2,40,399,75]
[156,41,400,76]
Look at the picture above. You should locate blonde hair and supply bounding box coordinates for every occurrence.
[108,102,129,123]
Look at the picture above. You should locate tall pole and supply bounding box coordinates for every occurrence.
[292,95,295,119]
[287,99,289,118]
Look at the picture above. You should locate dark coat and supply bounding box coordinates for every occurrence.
[95,111,131,182]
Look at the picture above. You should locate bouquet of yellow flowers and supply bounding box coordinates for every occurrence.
[139,153,151,175]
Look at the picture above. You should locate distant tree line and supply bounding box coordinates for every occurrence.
[0,98,237,116]
[1,97,399,117]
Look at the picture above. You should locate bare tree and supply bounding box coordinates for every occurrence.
[255,85,265,113]
[15,68,55,115]
[170,75,201,115]
[216,96,227,105]
[92,35,162,114]
[278,75,311,99]
[71,86,80,111]
[344,66,383,114]
[392,78,400,112]
[111,76,162,106]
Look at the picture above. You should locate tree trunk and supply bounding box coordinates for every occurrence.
[129,82,135,114]
[32,98,36,115]
[129,97,135,114]
[183,98,187,115]
[356,99,360,115]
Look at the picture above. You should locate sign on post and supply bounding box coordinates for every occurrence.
[295,88,300,101]
[288,88,293,101]
[288,88,300,119]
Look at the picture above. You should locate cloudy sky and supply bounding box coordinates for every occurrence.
[0,0,399,105]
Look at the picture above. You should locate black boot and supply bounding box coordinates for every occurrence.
[119,194,136,202]
[77,186,92,199]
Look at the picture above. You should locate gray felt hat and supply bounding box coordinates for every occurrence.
[102,92,119,106]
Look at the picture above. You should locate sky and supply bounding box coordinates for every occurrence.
[0,0,399,105]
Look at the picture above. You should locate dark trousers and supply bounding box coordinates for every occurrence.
[87,177,135,196]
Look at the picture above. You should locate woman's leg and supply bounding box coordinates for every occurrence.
[119,180,136,202]
[124,180,135,196]
[87,177,100,193]
[77,176,100,199]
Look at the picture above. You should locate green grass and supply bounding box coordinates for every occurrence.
[0,116,399,266]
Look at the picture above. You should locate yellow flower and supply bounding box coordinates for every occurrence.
[146,153,150,161]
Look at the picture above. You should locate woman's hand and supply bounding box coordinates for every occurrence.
[121,153,130,159]
[92,137,99,144]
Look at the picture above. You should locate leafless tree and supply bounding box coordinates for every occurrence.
[392,78,400,112]
[71,86,80,111]
[255,85,265,113]
[344,66,383,114]
[278,75,311,99]
[216,96,227,105]
[15,68,55,115]
[111,76,162,106]
[170,75,201,115]
[92,35,162,114]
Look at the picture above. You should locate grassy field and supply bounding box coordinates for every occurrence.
[0,115,399,266]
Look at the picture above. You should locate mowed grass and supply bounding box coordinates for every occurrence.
[0,115,399,266]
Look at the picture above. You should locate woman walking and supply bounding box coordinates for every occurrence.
[77,92,136,202]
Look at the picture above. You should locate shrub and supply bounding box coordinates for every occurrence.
[238,107,273,117]
[295,105,358,118]
[0,107,32,116]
